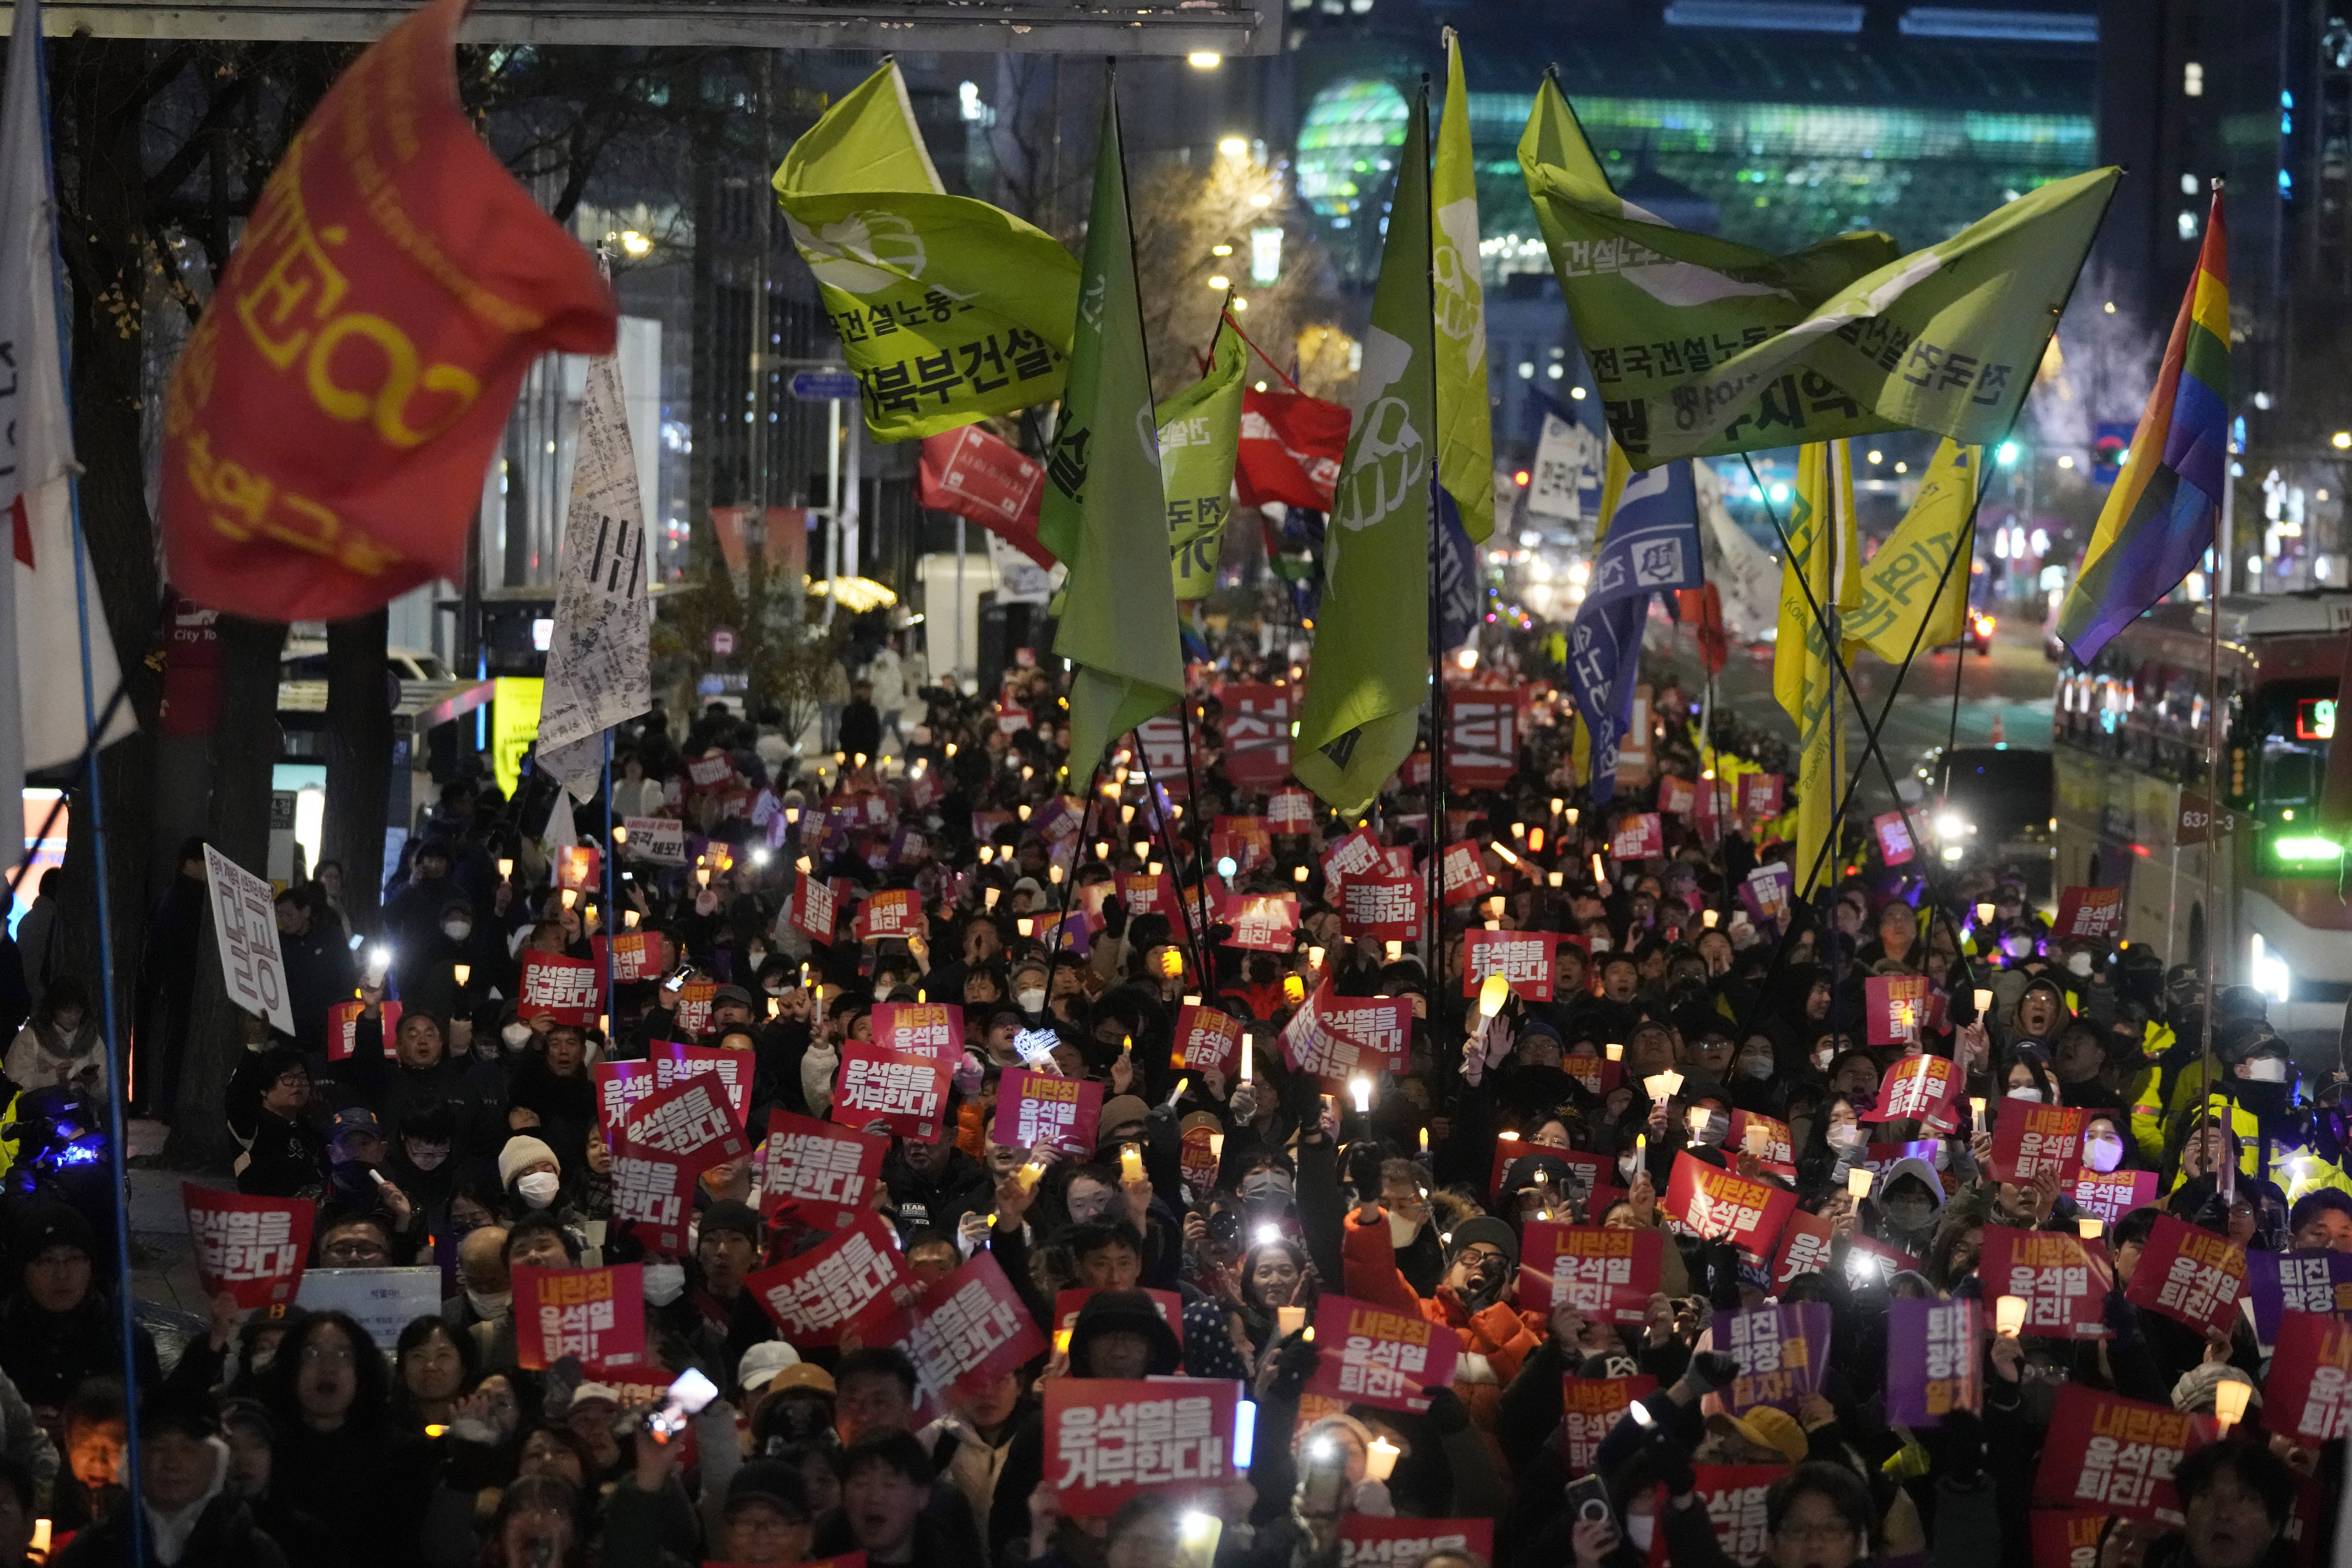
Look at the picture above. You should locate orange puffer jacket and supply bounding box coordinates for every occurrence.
[1340,1210,1546,1432]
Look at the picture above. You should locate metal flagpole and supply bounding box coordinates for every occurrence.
[602,732,616,1037]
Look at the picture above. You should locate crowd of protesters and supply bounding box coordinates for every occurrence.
[0,623,2339,1568]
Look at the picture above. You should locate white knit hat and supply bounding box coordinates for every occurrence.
[498,1135,560,1188]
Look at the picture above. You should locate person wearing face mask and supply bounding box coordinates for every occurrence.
[442,1224,512,1335]
[1727,1035,1779,1112]
[2003,1054,2060,1106]
[1871,1161,1945,1253]
[496,1135,569,1224]
[2078,1113,2136,1177]
[1008,956,1051,1020]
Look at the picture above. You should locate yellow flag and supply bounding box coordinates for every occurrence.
[1778,443,1857,895]
[1848,440,1980,664]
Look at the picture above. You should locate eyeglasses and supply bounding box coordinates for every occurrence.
[321,1240,389,1263]
[299,1342,358,1365]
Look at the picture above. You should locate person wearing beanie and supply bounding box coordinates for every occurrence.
[0,1206,160,1414]
[496,1134,566,1224]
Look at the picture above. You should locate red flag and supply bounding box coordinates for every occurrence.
[1677,583,1728,674]
[1234,386,1348,511]
[918,425,1054,566]
[159,0,616,621]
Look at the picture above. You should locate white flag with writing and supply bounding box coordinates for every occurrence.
[539,352,651,800]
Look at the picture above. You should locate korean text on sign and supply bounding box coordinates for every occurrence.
[2031,1384,2202,1522]
[747,1213,910,1346]
[1462,930,1560,1001]
[514,1263,644,1370]
[906,1254,1048,1404]
[1885,1297,1980,1427]
[1046,1377,1237,1515]
[831,1043,950,1138]
[1716,1303,1828,1412]
[204,846,295,1034]
[762,1112,889,1231]
[1985,1224,2111,1338]
[184,1185,313,1308]
[993,1068,1103,1156]
[1560,1375,1655,1473]
[1516,1223,1660,1324]
[1306,1294,1458,1413]
[2125,1214,2247,1339]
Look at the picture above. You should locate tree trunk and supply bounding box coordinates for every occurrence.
[166,614,283,1166]
[323,609,391,936]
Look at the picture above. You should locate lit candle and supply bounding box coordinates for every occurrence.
[1277,1306,1307,1336]
[1970,1096,1988,1130]
[1239,1036,1254,1081]
[1384,940,1402,962]
[1054,1328,1073,1355]
[1478,973,1510,1018]
[1294,864,1310,882]
[1604,1043,1622,1061]
[1847,1167,1874,1200]
[1017,917,1036,938]
[1365,1437,1401,1482]
[1307,946,1325,971]
[1121,1144,1145,1182]
[1565,808,1579,826]
[453,963,470,987]
[1975,902,1995,925]
[2077,1217,2104,1241]
[1209,1132,1225,1159]
[1548,872,1563,888]
[1702,909,1718,929]
[1635,1132,1646,1163]
[1349,1077,1373,1114]
[1995,1295,2028,1338]
[28,1522,48,1557]
[1528,828,1546,853]
[611,823,628,845]
[561,886,579,909]
[497,857,514,880]
[1688,1107,1710,1138]
[2213,1378,2250,1433]
[1418,1127,1430,1155]
[623,909,639,930]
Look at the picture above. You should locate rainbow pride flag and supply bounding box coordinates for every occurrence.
[2058,191,2229,664]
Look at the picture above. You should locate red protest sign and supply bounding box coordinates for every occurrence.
[1281,982,1372,1084]
[831,1043,953,1139]
[1884,1297,1981,1427]
[618,1078,751,1175]
[514,1263,645,1371]
[1873,812,1915,865]
[1305,1293,1458,1413]
[1223,684,1294,786]
[2072,1169,2159,1227]
[1118,873,1174,918]
[325,998,401,1062]
[652,1044,752,1129]
[1560,1376,1655,1473]
[607,932,661,982]
[1053,1288,1185,1344]
[789,875,840,943]
[994,1068,1104,1155]
[1317,995,1414,1075]
[1610,812,1663,860]
[668,980,718,1040]
[2125,1214,2248,1339]
[1341,876,1423,943]
[2055,885,2125,941]
[1561,1052,1624,1103]
[1989,1103,2087,1184]
[1716,1303,1829,1412]
[1179,1122,1220,1194]
[1221,893,1299,952]
[592,1055,651,1131]
[1662,1153,1796,1259]
[749,1214,920,1348]
[184,1186,313,1309]
[1982,1223,2113,1338]
[1320,827,1381,889]
[1462,930,1561,1001]
[856,888,925,942]
[1445,691,1521,791]
[1866,1053,1961,1124]
[1771,1209,1837,1290]
[520,952,601,1026]
[1738,773,1784,819]
[1515,1223,1662,1323]
[1339,1519,1495,1568]
[2032,1383,2207,1522]
[1269,787,1316,832]
[1644,1467,1786,1567]
[2032,1513,2111,1568]
[1729,1111,1796,1179]
[1045,1377,1242,1516]
[1439,840,1487,904]
[872,1003,964,1060]
[762,1112,890,1232]
[902,1252,1051,1405]
[1659,776,1696,817]
[552,845,601,894]
[609,1147,696,1253]
[2268,1312,2352,1441]
[1863,974,1930,1047]
[1173,1004,1243,1074]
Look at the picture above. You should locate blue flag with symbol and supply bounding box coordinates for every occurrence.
[1569,461,1702,802]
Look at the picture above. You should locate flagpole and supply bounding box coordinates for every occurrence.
[602,730,615,1037]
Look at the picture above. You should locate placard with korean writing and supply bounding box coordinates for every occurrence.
[2245,1249,2352,1347]
[2055,885,2125,941]
[1863,974,1930,1047]
[1515,1222,1661,1323]
[1742,864,1791,931]
[2031,1512,2110,1568]
[1339,1518,1494,1568]
[520,951,601,1026]
[1642,1467,1785,1568]
[2071,1168,2158,1229]
[1446,690,1520,792]
[1659,775,1696,817]
[1983,1223,2112,1337]
[624,816,686,864]
[1873,811,1915,865]
[325,998,400,1062]
[1728,1111,1796,1179]
[2124,1213,2247,1339]
[1119,873,1174,917]
[1866,1052,1961,1124]
[610,1148,695,1253]
[1462,930,1561,1002]
[1223,685,1295,786]
[594,1060,656,1136]
[1738,773,1783,819]
[1269,787,1316,832]
[514,1263,645,1370]
[1046,1377,1241,1516]
[1174,1003,1242,1074]
[1885,1297,1980,1427]
[618,1077,750,1175]
[2032,1384,2206,1522]
[1990,1103,2086,1183]
[789,875,840,943]
[1713,1302,1828,1412]
[184,1186,313,1309]
[994,1067,1104,1156]
[1440,840,1487,904]
[904,1252,1049,1406]
[1306,1293,1459,1413]
[1561,1052,1624,1103]
[652,1043,751,1129]
[1280,982,1368,1084]
[606,932,661,983]
[1610,812,1663,860]
[1771,1209,1837,1290]
[872,1003,964,1061]
[1560,1375,1655,1474]
[1321,827,1381,890]
[1318,995,1413,1075]
[1221,893,1300,952]
[669,980,718,1039]
[204,845,295,1034]
[1662,1153,1797,1260]
[856,889,925,942]
[1341,876,1423,944]
[831,1043,953,1139]
[762,1112,890,1231]
[747,1212,916,1347]
[2266,1311,2352,1442]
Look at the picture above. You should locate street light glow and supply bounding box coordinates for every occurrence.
[1188,50,1222,68]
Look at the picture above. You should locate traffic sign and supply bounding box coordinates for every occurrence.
[711,627,738,656]
[790,370,859,401]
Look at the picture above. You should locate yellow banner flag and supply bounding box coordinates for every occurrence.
[1848,439,1980,665]
[1779,443,1857,894]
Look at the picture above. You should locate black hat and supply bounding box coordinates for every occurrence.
[1445,1215,1520,1271]
[1067,1289,1182,1377]
[724,1458,812,1520]
[140,1387,219,1441]
[16,1203,93,1264]
[700,1200,763,1249]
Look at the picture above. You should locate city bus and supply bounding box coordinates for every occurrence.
[2052,591,2352,1033]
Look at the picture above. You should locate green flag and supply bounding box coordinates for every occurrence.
[1038,83,1184,780]
[1161,324,1249,600]
[1519,74,2115,467]
[1432,32,1494,545]
[1293,89,1433,816]
[774,62,1080,442]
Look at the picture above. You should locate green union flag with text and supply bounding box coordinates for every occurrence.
[1518,75,2115,467]
[1038,87,1184,778]
[1433,32,1493,545]
[774,62,1080,441]
[1161,324,1248,600]
[1293,92,1433,815]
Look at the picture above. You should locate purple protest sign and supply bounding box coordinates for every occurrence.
[1885,1297,1981,1427]
[1714,1302,1829,1412]
[2245,1249,2352,1349]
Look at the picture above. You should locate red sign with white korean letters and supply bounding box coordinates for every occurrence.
[1439,839,1486,904]
[325,998,400,1061]
[1340,1519,1494,1568]
[2032,1384,2206,1522]
[872,1003,964,1060]
[2124,1214,2248,1339]
[1514,1222,1661,1322]
[1462,929,1560,1001]
[747,1211,916,1347]
[1342,876,1423,943]
[1045,1377,1241,1516]
[515,1263,644,1370]
[1662,1153,1795,1259]
[184,1186,313,1308]
[1982,1224,2112,1338]
[1561,1376,1655,1473]
[1305,1292,1458,1413]
[520,952,600,1025]
[831,1042,952,1139]
[1222,684,1294,786]
[1221,893,1299,951]
[1989,1103,2086,1183]
[1446,691,1519,791]
[761,1112,889,1231]
[618,1078,750,1173]
[903,1253,1049,1405]
[1174,1003,1243,1074]
[2055,885,2125,940]
[993,1067,1105,1155]
[2268,1312,2352,1442]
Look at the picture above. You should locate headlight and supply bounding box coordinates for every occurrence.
[1935,812,1971,839]
[1941,844,1964,862]
[2251,933,2292,1005]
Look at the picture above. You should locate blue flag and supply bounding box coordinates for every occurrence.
[1569,461,1702,802]
[1434,486,1482,652]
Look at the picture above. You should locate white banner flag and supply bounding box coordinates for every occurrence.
[539,351,651,800]
[204,846,294,1035]
[1526,413,1598,521]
